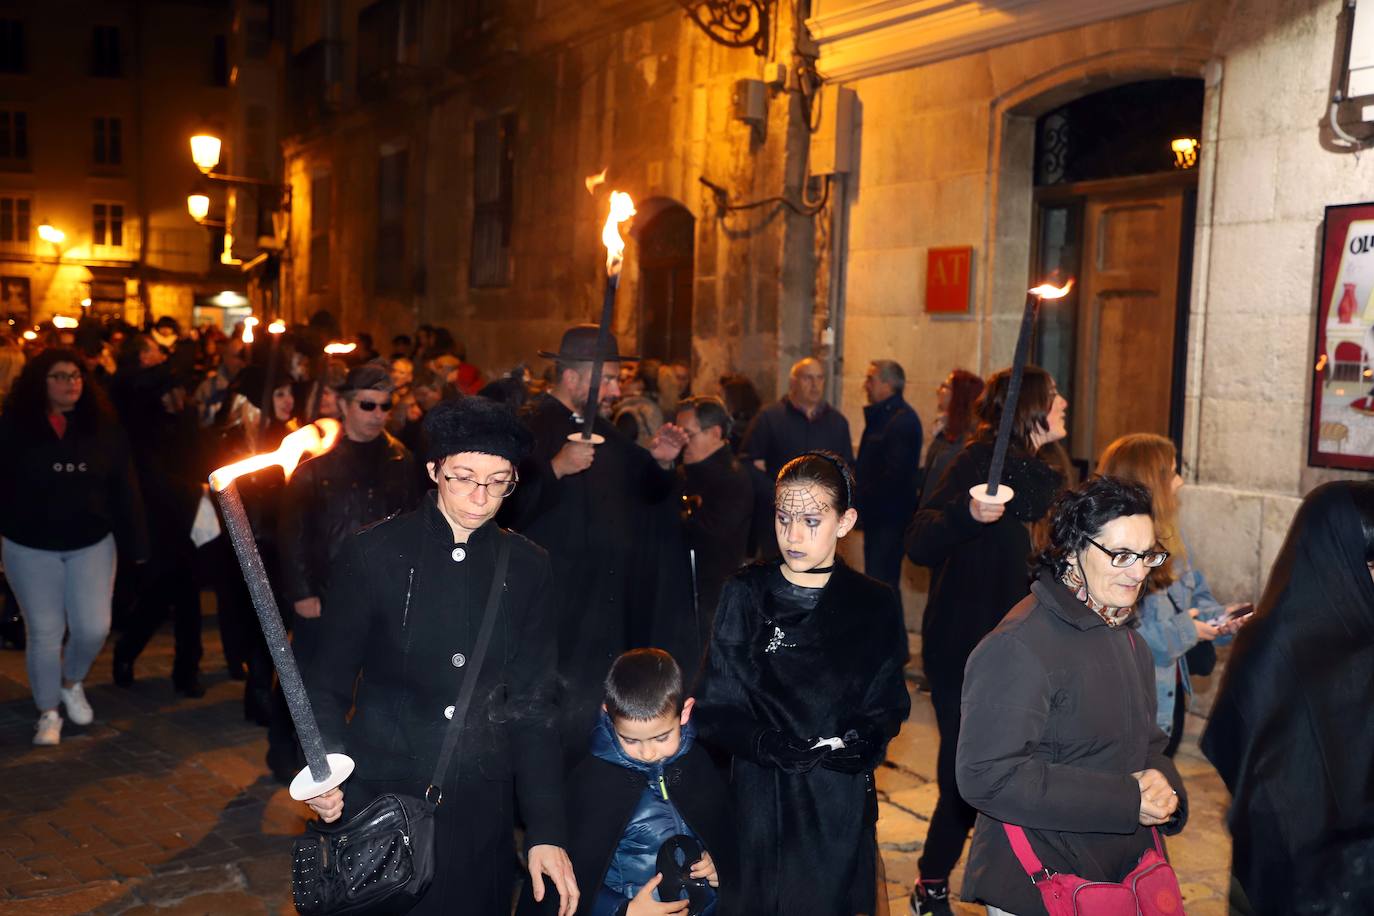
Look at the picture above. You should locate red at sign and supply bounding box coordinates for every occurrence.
[926,246,973,314]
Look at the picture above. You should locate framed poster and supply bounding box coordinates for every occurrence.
[1310,202,1374,470]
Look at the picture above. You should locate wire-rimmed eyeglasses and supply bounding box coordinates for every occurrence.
[440,471,518,499]
[1084,535,1169,569]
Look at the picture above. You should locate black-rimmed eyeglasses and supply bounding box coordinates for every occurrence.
[440,472,518,499]
[1084,535,1169,569]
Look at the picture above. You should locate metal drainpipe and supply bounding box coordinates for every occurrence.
[826,172,848,412]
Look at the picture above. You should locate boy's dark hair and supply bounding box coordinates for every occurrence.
[604,649,683,721]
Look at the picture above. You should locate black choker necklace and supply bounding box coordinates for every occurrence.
[803,564,835,575]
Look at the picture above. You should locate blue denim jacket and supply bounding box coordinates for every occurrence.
[1135,557,1231,734]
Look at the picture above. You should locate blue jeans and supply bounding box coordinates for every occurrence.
[3,534,117,712]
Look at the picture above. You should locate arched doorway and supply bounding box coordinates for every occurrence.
[634,200,694,364]
[1030,78,1204,472]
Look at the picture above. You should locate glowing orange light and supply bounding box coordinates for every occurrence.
[601,191,636,276]
[584,168,608,194]
[323,342,356,355]
[268,320,286,334]
[22,330,37,341]
[242,324,254,344]
[1030,280,1074,300]
[209,419,342,492]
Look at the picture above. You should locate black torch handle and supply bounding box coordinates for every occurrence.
[579,274,619,439]
[213,481,332,782]
[985,292,1038,496]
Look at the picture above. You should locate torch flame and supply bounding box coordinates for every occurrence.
[268,319,286,334]
[584,168,608,194]
[1029,279,1074,300]
[209,419,342,492]
[602,191,636,276]
[323,342,357,355]
[242,324,254,344]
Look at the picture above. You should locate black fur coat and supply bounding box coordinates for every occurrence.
[694,561,911,915]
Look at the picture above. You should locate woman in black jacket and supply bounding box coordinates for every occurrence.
[300,397,578,916]
[903,366,1065,914]
[0,349,148,746]
[695,451,910,916]
[1201,482,1374,915]
[956,476,1187,915]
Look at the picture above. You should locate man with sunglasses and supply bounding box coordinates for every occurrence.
[274,362,420,781]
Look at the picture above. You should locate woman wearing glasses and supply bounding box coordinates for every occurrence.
[301,397,579,916]
[0,349,148,745]
[956,476,1187,916]
[1098,433,1250,756]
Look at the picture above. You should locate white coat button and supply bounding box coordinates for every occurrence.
[451,653,466,668]
[444,705,455,719]
[451,546,466,562]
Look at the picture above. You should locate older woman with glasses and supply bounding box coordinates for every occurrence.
[0,349,148,745]
[955,476,1187,916]
[301,397,578,916]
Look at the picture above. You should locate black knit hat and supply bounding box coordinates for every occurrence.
[422,396,533,467]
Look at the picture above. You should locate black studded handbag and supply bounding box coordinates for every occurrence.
[292,536,511,915]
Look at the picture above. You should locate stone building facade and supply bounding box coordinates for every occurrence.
[0,0,239,329]
[810,0,1374,601]
[278,0,828,395]
[275,0,1371,600]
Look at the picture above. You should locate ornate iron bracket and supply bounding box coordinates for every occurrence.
[677,0,771,56]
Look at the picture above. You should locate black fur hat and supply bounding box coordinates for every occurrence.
[422,396,533,467]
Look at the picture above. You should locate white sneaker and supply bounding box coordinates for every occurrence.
[60,682,93,725]
[33,710,62,746]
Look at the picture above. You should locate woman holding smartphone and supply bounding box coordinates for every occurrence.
[1097,433,1250,756]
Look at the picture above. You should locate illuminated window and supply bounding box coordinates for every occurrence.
[0,111,27,163]
[0,196,30,243]
[93,202,124,247]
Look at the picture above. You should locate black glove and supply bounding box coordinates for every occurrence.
[755,729,828,774]
[819,728,878,774]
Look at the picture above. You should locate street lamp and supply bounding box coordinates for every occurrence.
[190,134,223,174]
[36,224,65,245]
[187,194,211,222]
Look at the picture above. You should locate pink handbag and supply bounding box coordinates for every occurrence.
[1001,823,1185,915]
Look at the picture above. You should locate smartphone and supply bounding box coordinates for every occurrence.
[1228,603,1255,619]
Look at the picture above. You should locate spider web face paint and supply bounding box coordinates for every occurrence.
[776,485,832,541]
[776,484,829,517]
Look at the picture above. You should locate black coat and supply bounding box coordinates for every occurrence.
[501,394,685,754]
[514,738,738,916]
[0,408,149,558]
[680,445,754,644]
[855,393,922,527]
[904,438,1061,687]
[694,561,910,915]
[304,498,566,915]
[1201,482,1374,914]
[278,432,419,603]
[739,398,854,481]
[110,364,203,545]
[956,574,1187,914]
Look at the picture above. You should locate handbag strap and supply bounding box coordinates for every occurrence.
[1002,823,1167,880]
[424,532,511,805]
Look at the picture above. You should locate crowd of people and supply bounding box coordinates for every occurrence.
[0,309,1370,916]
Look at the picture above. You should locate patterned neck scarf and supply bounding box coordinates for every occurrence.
[1062,565,1132,628]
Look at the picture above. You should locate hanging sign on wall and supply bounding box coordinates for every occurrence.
[926,246,973,315]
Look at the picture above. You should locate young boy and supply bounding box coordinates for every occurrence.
[519,649,737,916]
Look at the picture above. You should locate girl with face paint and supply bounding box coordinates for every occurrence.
[694,452,911,916]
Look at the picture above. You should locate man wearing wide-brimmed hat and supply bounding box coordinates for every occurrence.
[501,325,693,765]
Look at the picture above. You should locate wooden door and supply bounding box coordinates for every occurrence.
[1073,186,1184,461]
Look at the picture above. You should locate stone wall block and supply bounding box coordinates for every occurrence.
[1257,492,1303,594]
[1199,311,1313,403]
[1196,396,1304,493]
[846,247,928,318]
[1178,484,1263,601]
[1205,220,1315,315]
[1274,128,1374,222]
[848,181,940,251]
[1211,135,1278,225]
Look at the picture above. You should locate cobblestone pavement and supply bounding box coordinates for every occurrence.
[0,609,1234,915]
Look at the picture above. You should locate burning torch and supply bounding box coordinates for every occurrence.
[969,280,1073,508]
[570,182,635,446]
[208,420,354,801]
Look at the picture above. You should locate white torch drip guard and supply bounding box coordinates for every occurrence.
[289,753,356,801]
[969,483,1016,507]
[565,432,606,446]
